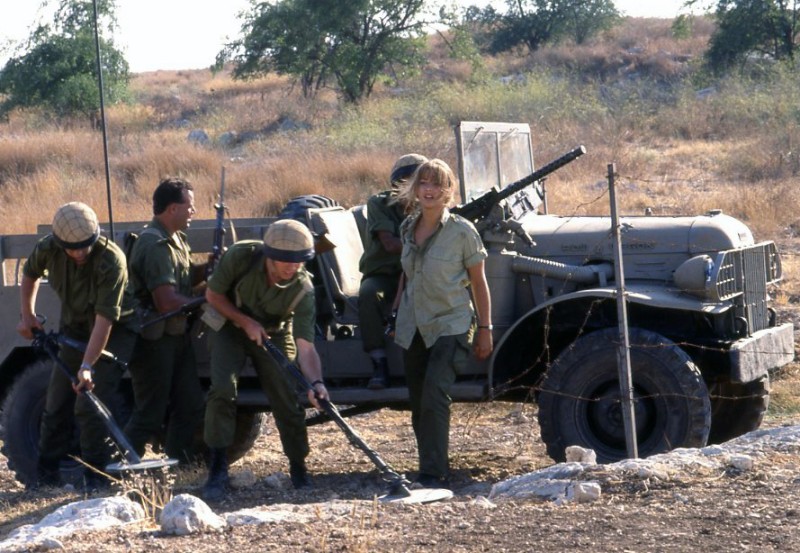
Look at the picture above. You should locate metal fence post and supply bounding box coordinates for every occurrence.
[608,163,638,459]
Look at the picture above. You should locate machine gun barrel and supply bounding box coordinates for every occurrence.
[453,144,586,223]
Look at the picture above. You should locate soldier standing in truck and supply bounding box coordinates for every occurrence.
[16,202,139,490]
[393,159,493,489]
[201,219,329,500]
[123,177,206,464]
[358,153,428,390]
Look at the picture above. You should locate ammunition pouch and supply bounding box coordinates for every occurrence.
[138,307,187,341]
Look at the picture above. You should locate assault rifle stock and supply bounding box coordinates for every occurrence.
[452,145,586,224]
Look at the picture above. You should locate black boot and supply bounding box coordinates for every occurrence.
[82,467,111,494]
[31,456,61,489]
[202,448,230,501]
[367,358,389,390]
[289,460,311,489]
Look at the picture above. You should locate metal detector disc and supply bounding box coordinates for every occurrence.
[106,458,179,473]
[379,487,453,504]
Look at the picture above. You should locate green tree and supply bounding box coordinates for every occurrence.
[216,0,428,104]
[706,0,800,72]
[481,0,620,54]
[0,0,129,121]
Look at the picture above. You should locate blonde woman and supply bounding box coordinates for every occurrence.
[393,159,493,489]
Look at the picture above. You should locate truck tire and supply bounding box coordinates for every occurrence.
[226,411,265,462]
[537,328,712,463]
[0,359,82,486]
[278,195,338,224]
[707,375,770,444]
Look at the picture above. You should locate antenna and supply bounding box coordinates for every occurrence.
[91,0,115,239]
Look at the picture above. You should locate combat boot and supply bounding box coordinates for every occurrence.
[289,460,311,489]
[202,448,229,501]
[367,358,389,390]
[30,456,61,489]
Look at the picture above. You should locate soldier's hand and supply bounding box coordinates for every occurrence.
[308,381,328,409]
[384,309,398,338]
[473,327,493,361]
[240,317,267,344]
[16,313,43,340]
[73,365,95,393]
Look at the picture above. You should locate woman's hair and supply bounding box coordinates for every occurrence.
[397,158,458,213]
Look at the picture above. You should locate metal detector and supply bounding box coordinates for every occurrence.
[262,339,453,504]
[32,328,178,474]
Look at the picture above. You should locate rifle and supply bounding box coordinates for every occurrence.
[208,166,226,280]
[452,145,586,224]
[140,296,207,330]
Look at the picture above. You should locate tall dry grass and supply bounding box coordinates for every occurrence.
[1,16,799,245]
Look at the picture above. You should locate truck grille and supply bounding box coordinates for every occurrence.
[713,242,781,334]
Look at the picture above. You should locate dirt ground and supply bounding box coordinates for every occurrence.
[3,396,800,553]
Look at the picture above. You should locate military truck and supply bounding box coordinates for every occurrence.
[0,121,794,485]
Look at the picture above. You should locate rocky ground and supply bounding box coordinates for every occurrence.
[3,399,800,552]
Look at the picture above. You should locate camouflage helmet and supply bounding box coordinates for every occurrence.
[52,202,100,249]
[263,219,315,262]
[390,153,428,187]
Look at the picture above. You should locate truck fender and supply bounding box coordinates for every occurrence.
[487,284,732,394]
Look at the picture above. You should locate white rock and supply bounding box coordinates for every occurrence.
[470,496,497,509]
[159,494,226,535]
[567,481,602,503]
[0,496,144,552]
[728,454,754,471]
[565,446,597,465]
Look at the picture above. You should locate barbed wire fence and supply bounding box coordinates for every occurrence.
[454,161,792,465]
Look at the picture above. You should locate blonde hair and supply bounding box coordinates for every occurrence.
[397,158,458,214]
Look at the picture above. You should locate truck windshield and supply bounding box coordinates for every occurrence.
[455,121,540,214]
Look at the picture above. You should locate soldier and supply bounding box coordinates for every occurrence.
[123,177,206,463]
[393,159,493,489]
[358,153,428,390]
[17,202,138,490]
[201,219,329,500]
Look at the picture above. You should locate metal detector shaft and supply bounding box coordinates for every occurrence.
[262,339,410,495]
[33,330,142,465]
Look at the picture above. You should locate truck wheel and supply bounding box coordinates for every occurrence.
[537,328,711,463]
[227,411,265,462]
[0,360,82,486]
[278,195,339,224]
[707,375,770,444]
[185,411,264,464]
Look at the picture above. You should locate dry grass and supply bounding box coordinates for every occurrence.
[0,16,798,243]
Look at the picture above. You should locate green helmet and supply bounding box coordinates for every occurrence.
[52,202,100,249]
[263,219,314,262]
[390,153,428,187]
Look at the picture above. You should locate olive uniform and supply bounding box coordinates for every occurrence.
[395,209,487,481]
[357,190,406,353]
[24,234,138,474]
[204,240,315,462]
[124,218,205,462]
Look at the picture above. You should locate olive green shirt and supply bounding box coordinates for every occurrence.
[128,218,193,306]
[207,240,315,342]
[394,209,487,349]
[22,234,132,329]
[358,190,406,277]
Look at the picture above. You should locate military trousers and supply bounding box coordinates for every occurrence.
[124,333,205,463]
[204,322,309,463]
[38,324,137,471]
[358,273,400,352]
[403,330,470,479]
